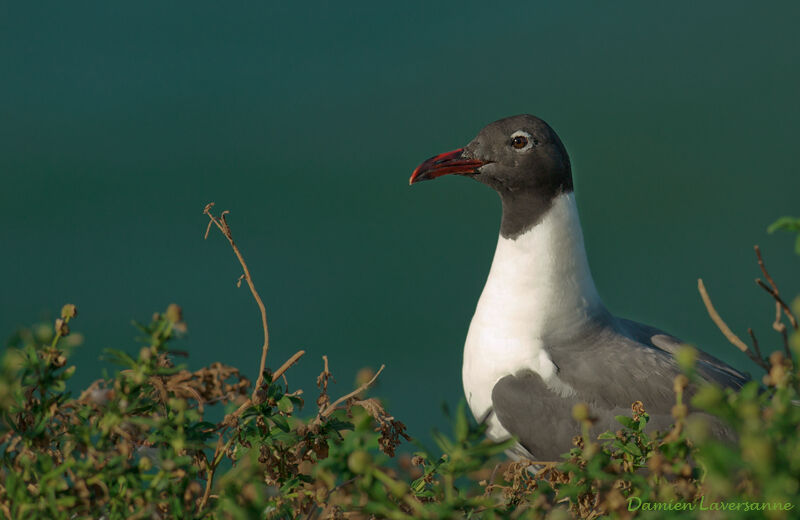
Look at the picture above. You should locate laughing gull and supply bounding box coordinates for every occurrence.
[409,115,747,460]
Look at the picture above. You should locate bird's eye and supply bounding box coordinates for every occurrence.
[509,130,535,151]
[511,135,528,149]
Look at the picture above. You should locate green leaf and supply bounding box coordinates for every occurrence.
[323,417,354,433]
[767,216,800,255]
[623,442,643,457]
[767,216,800,234]
[102,348,137,368]
[615,415,635,429]
[271,414,290,432]
[557,483,588,499]
[277,396,294,413]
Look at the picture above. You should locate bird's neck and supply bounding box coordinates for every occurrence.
[473,192,606,339]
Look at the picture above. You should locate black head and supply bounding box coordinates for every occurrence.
[462,114,572,195]
[410,114,574,238]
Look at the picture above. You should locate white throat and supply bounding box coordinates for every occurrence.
[462,192,605,425]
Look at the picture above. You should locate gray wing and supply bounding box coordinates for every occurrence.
[492,370,679,460]
[617,318,749,390]
[491,318,744,460]
[545,318,748,414]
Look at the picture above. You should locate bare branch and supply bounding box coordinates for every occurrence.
[698,279,770,371]
[198,434,225,511]
[698,279,749,353]
[203,202,271,400]
[782,330,791,360]
[273,350,306,381]
[754,245,798,330]
[753,246,796,361]
[747,328,763,360]
[316,364,385,422]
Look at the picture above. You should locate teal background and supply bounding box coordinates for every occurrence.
[1,2,798,438]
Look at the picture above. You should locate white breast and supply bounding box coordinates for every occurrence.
[462,193,604,441]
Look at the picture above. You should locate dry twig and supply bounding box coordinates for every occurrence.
[203,202,271,399]
[754,246,798,328]
[200,202,275,513]
[747,328,764,361]
[198,435,226,511]
[754,245,797,359]
[274,350,306,381]
[316,355,334,411]
[697,279,749,353]
[316,364,385,423]
[697,278,770,371]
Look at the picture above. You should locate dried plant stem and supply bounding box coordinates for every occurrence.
[213,351,308,432]
[755,280,798,330]
[198,433,227,512]
[316,364,385,422]
[747,328,763,360]
[529,461,561,466]
[274,350,306,381]
[754,245,797,360]
[199,202,277,513]
[198,206,315,512]
[698,279,749,353]
[203,202,270,400]
[698,278,770,371]
[754,246,798,329]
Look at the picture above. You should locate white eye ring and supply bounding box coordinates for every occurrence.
[510,130,535,152]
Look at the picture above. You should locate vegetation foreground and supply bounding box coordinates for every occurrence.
[1,208,799,519]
